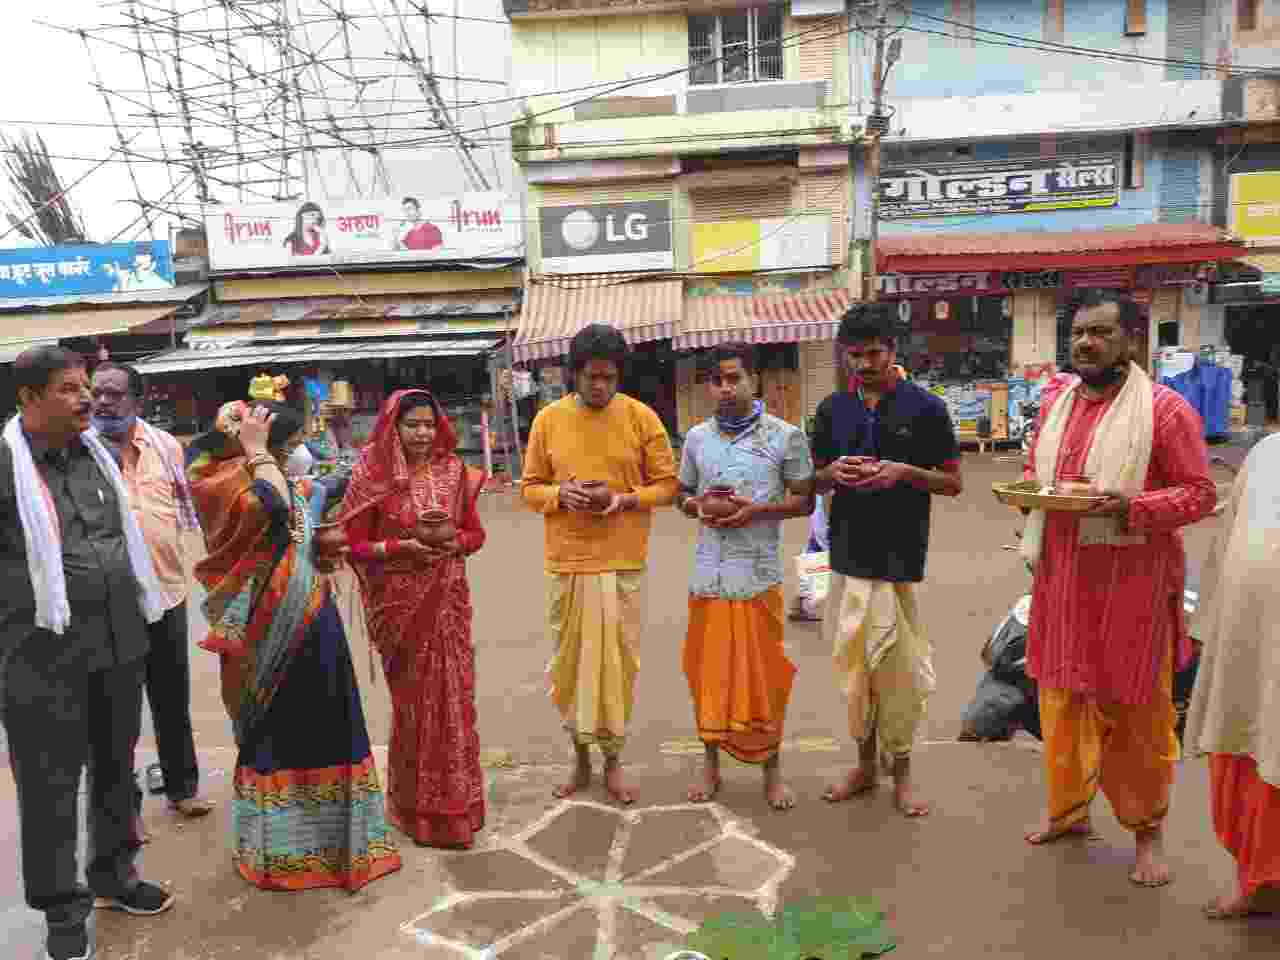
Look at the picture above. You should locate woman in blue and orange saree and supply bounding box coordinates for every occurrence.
[187,398,401,892]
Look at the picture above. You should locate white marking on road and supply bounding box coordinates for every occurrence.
[401,798,795,958]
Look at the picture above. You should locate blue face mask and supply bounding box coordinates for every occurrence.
[92,413,136,439]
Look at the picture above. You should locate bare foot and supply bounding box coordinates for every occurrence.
[1130,828,1171,887]
[764,772,795,811]
[1204,891,1270,920]
[687,766,720,803]
[553,762,592,799]
[1024,819,1095,839]
[1026,818,1094,845]
[823,768,877,803]
[893,777,930,817]
[604,761,635,805]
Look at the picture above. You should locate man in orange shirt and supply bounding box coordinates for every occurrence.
[521,324,678,805]
[91,363,214,836]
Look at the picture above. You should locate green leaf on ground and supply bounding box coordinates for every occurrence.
[683,897,895,960]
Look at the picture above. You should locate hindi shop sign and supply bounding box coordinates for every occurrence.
[0,241,175,300]
[878,272,1006,298]
[206,192,522,272]
[879,154,1119,221]
[539,200,674,273]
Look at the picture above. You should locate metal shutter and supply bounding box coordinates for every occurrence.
[798,170,847,265]
[1159,148,1202,224]
[1165,0,1206,82]
[690,183,794,222]
[793,15,842,82]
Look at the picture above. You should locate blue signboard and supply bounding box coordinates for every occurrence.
[0,241,175,299]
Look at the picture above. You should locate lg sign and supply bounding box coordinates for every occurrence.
[541,199,674,273]
[560,208,652,250]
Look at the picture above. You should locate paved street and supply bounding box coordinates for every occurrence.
[3,453,1278,959]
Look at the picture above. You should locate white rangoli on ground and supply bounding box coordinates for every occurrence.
[402,798,795,959]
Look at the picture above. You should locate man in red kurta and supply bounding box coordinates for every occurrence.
[1021,289,1215,888]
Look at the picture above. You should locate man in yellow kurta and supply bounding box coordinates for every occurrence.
[521,324,678,804]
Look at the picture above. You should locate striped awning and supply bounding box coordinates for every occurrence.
[675,288,854,350]
[513,275,682,363]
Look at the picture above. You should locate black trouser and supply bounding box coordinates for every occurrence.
[2,653,145,934]
[133,602,198,805]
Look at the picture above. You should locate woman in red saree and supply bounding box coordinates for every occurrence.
[343,390,488,848]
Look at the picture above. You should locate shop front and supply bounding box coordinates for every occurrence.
[0,239,206,414]
[511,271,855,442]
[876,224,1244,445]
[1215,159,1280,423]
[133,334,505,471]
[135,186,527,471]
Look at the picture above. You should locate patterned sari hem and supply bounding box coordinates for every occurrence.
[387,801,486,849]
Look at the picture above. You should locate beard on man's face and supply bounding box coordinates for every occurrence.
[1076,359,1128,388]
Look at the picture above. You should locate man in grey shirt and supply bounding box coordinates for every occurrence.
[0,347,174,960]
[675,342,815,811]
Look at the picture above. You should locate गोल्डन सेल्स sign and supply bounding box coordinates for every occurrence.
[879,154,1119,220]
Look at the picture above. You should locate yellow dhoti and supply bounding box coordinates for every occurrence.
[684,586,795,764]
[1039,650,1177,834]
[546,571,643,755]
[827,573,935,757]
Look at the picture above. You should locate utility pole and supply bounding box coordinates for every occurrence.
[859,0,901,303]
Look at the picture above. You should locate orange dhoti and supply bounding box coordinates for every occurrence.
[683,586,795,764]
[1038,650,1178,834]
[1211,755,1280,897]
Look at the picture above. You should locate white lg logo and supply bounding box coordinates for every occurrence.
[613,212,650,241]
[559,209,650,251]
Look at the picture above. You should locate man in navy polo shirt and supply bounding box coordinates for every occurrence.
[812,304,963,817]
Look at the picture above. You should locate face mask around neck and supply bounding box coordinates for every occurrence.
[92,414,136,439]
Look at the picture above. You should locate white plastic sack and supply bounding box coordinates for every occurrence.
[791,550,830,621]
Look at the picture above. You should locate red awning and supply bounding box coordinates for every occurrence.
[878,223,1245,274]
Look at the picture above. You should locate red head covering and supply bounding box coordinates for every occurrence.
[339,389,458,523]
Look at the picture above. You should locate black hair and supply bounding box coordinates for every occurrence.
[708,341,758,375]
[255,400,306,450]
[568,323,629,374]
[1068,288,1144,334]
[402,196,420,208]
[836,302,897,349]
[93,361,144,397]
[396,393,438,420]
[14,345,85,399]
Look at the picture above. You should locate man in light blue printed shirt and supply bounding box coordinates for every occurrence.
[675,342,815,811]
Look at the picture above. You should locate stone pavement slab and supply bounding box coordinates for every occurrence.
[3,739,1279,959]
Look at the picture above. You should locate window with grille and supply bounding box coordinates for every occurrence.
[688,8,784,86]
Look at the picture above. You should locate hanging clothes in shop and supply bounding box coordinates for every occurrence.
[1161,361,1232,440]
